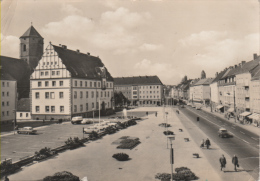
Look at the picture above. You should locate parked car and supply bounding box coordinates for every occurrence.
[195,105,201,110]
[83,126,100,134]
[71,116,83,124]
[218,128,232,138]
[17,127,37,134]
[191,104,196,108]
[81,119,93,124]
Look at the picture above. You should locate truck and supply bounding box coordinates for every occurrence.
[17,127,37,134]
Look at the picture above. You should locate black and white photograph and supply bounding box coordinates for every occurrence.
[1,0,259,181]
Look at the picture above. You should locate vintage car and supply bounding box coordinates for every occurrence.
[71,116,83,124]
[17,127,37,134]
[81,119,93,124]
[218,128,232,138]
[83,126,101,134]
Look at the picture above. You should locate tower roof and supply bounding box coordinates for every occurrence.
[20,25,43,38]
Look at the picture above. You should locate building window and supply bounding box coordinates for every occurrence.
[104,91,106,97]
[7,82,9,87]
[90,82,92,87]
[91,91,94,98]
[45,71,49,76]
[6,101,9,106]
[110,83,112,88]
[86,91,88,98]
[94,82,97,87]
[45,92,50,99]
[80,81,83,87]
[51,106,55,113]
[41,72,44,76]
[74,105,77,112]
[108,102,109,107]
[23,44,26,51]
[85,81,88,87]
[2,112,4,117]
[45,81,49,87]
[52,81,56,86]
[80,105,83,112]
[96,102,99,109]
[74,91,77,99]
[36,106,40,112]
[2,92,4,97]
[26,113,28,117]
[52,71,55,75]
[101,91,103,97]
[50,92,55,99]
[7,92,9,97]
[92,103,94,109]
[2,82,5,87]
[59,81,63,86]
[98,82,101,87]
[45,106,50,112]
[75,81,77,87]
[35,92,40,99]
[86,103,88,111]
[80,91,83,98]
[60,106,64,112]
[97,91,99,98]
[59,92,64,98]
[38,82,42,87]
[56,71,60,75]
[2,102,5,107]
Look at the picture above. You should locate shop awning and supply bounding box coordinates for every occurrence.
[240,111,251,117]
[216,105,224,109]
[227,108,234,112]
[248,113,260,120]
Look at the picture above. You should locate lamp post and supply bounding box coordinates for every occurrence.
[92,108,95,125]
[168,135,175,181]
[13,109,16,135]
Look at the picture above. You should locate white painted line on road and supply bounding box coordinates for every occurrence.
[240,131,245,135]
[242,139,250,144]
[251,137,258,141]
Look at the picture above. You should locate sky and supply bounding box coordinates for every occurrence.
[1,0,259,85]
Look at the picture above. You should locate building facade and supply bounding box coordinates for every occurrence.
[1,73,17,122]
[16,98,31,121]
[190,78,213,104]
[114,76,163,106]
[31,43,114,120]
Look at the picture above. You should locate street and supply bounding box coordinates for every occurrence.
[180,105,259,180]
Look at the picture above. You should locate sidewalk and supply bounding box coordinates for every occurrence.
[201,106,260,136]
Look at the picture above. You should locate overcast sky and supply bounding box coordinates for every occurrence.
[1,0,259,85]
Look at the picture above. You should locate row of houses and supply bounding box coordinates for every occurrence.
[1,25,164,122]
[172,55,260,125]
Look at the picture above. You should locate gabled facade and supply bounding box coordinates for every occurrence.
[190,78,213,104]
[31,43,114,119]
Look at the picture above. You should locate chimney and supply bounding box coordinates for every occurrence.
[76,49,80,53]
[253,53,258,60]
[59,44,62,47]
[234,65,237,68]
[241,61,246,65]
[62,45,67,49]
[87,52,90,56]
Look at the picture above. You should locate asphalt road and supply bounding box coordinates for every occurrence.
[180,106,259,180]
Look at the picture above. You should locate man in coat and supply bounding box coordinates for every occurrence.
[205,138,211,149]
[219,155,227,171]
[232,155,239,171]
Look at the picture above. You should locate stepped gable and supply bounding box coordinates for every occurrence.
[114,76,163,85]
[0,56,31,99]
[52,45,113,81]
[20,25,43,38]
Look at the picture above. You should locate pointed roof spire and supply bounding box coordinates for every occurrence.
[20,25,43,38]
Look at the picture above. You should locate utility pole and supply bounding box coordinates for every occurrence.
[234,90,236,122]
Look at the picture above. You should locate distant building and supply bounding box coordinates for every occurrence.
[0,72,17,122]
[190,78,213,104]
[30,43,114,120]
[16,98,31,121]
[114,76,163,106]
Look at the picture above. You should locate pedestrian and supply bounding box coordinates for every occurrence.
[155,112,157,117]
[219,154,226,171]
[146,112,148,116]
[4,176,9,181]
[232,155,239,171]
[205,138,211,149]
[200,139,204,148]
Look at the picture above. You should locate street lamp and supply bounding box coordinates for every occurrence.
[13,109,16,135]
[168,135,175,181]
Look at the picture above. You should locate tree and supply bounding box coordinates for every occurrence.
[114,91,130,107]
[201,70,206,79]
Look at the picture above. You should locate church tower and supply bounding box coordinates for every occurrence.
[20,25,44,71]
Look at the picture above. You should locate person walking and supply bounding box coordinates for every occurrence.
[205,138,211,149]
[200,139,204,148]
[4,176,9,181]
[219,155,227,171]
[232,155,239,171]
